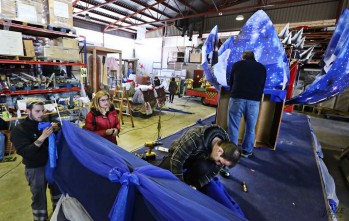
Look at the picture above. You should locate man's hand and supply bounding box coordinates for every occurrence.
[35,126,53,147]
[41,126,54,139]
[51,122,61,132]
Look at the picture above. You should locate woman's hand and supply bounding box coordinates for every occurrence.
[106,128,119,137]
[111,128,119,137]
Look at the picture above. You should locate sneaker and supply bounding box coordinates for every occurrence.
[241,151,253,158]
[220,167,230,178]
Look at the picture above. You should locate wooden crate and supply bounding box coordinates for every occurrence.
[0,130,15,155]
[216,88,284,150]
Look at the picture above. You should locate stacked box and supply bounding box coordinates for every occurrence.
[0,30,24,56]
[0,1,16,20]
[38,46,80,61]
[23,40,35,56]
[52,37,79,49]
[63,48,80,61]
[47,0,73,28]
[15,0,44,24]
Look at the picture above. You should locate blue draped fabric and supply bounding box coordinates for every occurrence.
[201,26,220,90]
[38,122,58,168]
[264,89,287,102]
[226,10,289,90]
[202,10,288,99]
[54,121,248,221]
[286,9,349,104]
[218,36,235,85]
[202,177,246,219]
[322,10,349,66]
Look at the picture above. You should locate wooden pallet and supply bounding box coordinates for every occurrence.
[0,55,36,61]
[36,58,81,63]
[0,18,74,34]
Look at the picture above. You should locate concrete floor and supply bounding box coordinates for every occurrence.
[0,97,348,221]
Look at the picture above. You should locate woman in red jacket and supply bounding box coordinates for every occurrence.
[84,90,120,145]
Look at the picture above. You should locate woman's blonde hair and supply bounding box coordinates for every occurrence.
[91,90,111,113]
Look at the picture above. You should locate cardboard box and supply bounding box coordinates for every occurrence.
[62,48,80,61]
[189,53,202,63]
[39,46,80,61]
[39,46,61,60]
[0,30,24,56]
[0,0,16,19]
[16,0,44,24]
[47,0,73,28]
[23,40,35,56]
[53,37,79,49]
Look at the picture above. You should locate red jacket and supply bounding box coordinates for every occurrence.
[85,105,120,145]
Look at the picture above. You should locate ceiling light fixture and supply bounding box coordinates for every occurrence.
[236,15,244,21]
[85,13,91,21]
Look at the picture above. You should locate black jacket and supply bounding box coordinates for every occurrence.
[159,125,229,188]
[230,59,266,101]
[10,118,49,168]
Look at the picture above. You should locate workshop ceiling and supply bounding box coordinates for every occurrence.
[72,0,344,35]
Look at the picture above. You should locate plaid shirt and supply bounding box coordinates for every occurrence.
[167,125,229,188]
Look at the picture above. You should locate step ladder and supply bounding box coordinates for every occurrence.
[113,86,135,127]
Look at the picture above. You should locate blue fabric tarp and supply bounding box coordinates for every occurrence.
[53,121,247,221]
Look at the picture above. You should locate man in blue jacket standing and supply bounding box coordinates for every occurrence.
[228,50,266,158]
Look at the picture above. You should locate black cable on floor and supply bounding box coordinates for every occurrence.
[0,159,22,180]
[119,112,176,135]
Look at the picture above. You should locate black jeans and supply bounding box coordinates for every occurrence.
[169,94,175,102]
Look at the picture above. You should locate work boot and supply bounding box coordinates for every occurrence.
[241,151,253,158]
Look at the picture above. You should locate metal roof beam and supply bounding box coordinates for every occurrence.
[112,0,167,21]
[104,0,166,32]
[176,0,200,13]
[72,0,81,7]
[156,0,181,14]
[74,14,137,34]
[74,4,157,30]
[199,0,211,7]
[107,0,310,31]
[130,0,174,18]
[73,0,119,15]
[74,1,160,29]
[217,0,251,9]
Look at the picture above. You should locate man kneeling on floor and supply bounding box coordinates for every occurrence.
[158,125,245,218]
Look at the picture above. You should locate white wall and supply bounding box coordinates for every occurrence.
[75,27,163,75]
[133,38,162,75]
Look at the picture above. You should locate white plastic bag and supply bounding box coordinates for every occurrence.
[50,194,93,221]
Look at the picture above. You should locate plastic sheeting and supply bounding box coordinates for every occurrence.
[307,116,339,220]
[53,121,248,221]
[286,9,349,105]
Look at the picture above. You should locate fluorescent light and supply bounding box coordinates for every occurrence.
[85,13,91,21]
[236,15,244,21]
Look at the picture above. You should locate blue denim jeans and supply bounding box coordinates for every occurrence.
[228,98,260,153]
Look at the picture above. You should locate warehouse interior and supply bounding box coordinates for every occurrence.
[0,0,349,220]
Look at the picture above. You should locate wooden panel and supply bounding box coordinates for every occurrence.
[254,94,284,150]
[217,92,284,150]
[216,87,230,130]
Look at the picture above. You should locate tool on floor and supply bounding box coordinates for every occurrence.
[242,181,248,192]
[144,141,162,160]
